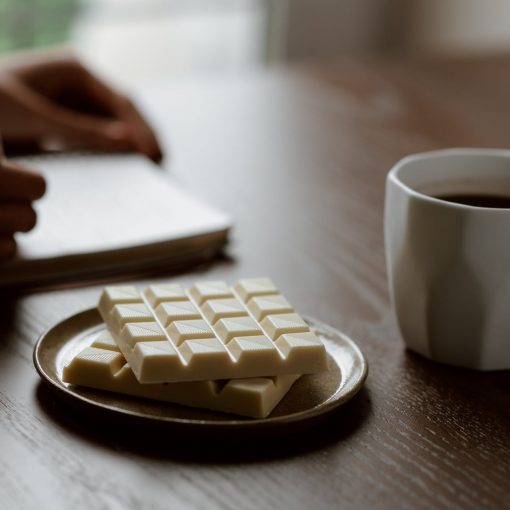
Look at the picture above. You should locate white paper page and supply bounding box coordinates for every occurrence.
[12,154,232,260]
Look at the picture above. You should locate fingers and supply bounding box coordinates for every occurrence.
[114,95,163,164]
[5,61,164,161]
[8,82,138,153]
[0,162,41,264]
[82,71,163,163]
[0,160,46,201]
[0,236,16,261]
[0,202,36,233]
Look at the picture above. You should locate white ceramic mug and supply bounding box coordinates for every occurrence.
[385,148,510,370]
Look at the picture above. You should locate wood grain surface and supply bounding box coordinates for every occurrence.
[1,55,510,510]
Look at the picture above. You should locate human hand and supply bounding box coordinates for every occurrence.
[0,49,163,163]
[0,159,46,260]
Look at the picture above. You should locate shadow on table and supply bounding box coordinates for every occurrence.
[35,382,371,463]
[0,297,21,348]
[402,348,510,420]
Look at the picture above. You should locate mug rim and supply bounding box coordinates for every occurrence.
[388,148,510,211]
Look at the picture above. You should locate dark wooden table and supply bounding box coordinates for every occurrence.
[1,55,509,510]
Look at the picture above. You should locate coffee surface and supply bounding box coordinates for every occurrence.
[435,193,510,208]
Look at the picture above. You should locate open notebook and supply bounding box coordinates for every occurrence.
[0,154,232,288]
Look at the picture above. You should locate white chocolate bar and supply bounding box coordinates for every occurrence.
[63,333,299,418]
[98,278,328,383]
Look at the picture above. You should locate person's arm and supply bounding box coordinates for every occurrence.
[0,49,163,163]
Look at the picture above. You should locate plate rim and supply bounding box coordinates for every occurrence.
[33,308,368,429]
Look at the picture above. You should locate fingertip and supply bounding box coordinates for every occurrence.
[149,146,164,165]
[21,206,37,232]
[140,135,164,165]
[32,174,47,200]
[129,134,160,164]
[22,171,46,200]
[113,96,164,163]
[2,161,47,201]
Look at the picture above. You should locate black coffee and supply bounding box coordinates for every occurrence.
[435,193,510,208]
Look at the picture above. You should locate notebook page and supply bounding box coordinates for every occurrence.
[11,154,232,260]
